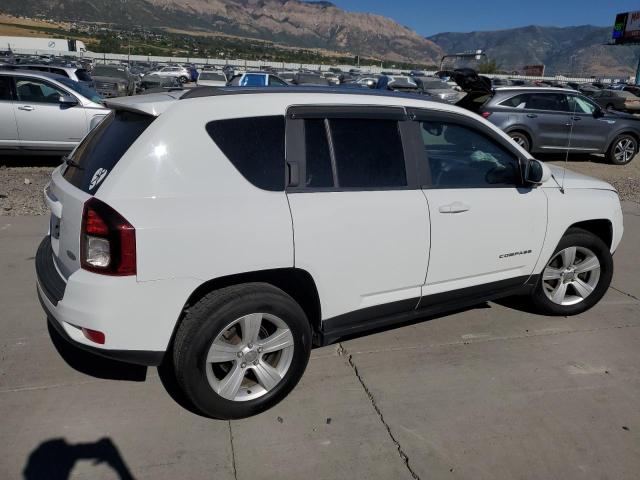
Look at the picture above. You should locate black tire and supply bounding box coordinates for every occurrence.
[508,131,531,152]
[179,76,189,84]
[172,283,311,419]
[607,134,638,165]
[530,228,613,316]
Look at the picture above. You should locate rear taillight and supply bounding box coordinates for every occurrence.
[481,111,492,119]
[81,198,136,276]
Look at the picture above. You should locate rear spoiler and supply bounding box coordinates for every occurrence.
[102,91,184,116]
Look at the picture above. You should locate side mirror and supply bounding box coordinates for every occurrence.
[59,95,78,106]
[524,159,551,186]
[593,107,604,118]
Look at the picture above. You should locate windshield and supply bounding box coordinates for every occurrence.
[93,66,128,79]
[199,72,226,81]
[56,77,103,103]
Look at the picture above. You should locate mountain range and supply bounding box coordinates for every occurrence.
[1,0,639,76]
[428,25,640,77]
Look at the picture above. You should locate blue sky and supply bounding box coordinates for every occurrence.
[330,0,639,36]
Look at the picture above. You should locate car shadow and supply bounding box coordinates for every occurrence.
[47,321,147,382]
[23,437,135,480]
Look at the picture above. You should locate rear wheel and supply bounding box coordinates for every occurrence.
[172,283,311,419]
[607,134,637,165]
[530,229,612,316]
[509,131,530,152]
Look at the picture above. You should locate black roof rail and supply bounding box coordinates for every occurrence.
[180,85,438,102]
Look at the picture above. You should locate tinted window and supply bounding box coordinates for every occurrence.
[329,118,406,188]
[63,111,154,193]
[16,79,66,104]
[206,116,285,191]
[75,69,92,81]
[0,76,12,100]
[304,119,333,188]
[268,76,288,86]
[499,94,529,108]
[420,121,519,188]
[240,74,266,87]
[526,93,568,111]
[567,95,597,114]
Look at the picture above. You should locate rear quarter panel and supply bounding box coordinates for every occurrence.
[94,96,294,283]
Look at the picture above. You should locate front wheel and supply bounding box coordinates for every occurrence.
[607,134,637,165]
[179,76,189,84]
[172,283,311,419]
[530,228,613,316]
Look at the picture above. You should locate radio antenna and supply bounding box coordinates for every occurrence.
[560,91,579,194]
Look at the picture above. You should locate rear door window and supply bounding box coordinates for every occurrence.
[206,115,285,191]
[499,94,530,108]
[63,111,154,193]
[328,118,406,188]
[526,93,568,112]
[303,119,334,188]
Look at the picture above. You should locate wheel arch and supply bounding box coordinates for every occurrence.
[565,219,613,249]
[605,130,639,154]
[177,268,322,341]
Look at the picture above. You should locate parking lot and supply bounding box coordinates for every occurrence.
[1,155,639,479]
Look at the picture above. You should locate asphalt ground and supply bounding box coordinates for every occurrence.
[1,167,639,479]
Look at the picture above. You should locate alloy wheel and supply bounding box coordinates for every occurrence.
[204,313,294,402]
[614,138,636,164]
[542,246,601,306]
[510,133,529,151]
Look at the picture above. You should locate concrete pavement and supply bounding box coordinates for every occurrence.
[1,202,639,479]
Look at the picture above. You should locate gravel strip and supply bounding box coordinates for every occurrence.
[1,153,639,217]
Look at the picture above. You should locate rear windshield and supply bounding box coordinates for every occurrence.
[63,111,154,193]
[199,72,226,81]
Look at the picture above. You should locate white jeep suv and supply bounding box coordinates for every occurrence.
[36,87,624,419]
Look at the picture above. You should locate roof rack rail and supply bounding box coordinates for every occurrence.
[180,86,233,100]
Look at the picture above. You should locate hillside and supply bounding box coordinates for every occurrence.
[428,25,640,77]
[0,0,443,64]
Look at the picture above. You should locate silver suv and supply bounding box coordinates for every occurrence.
[0,70,108,154]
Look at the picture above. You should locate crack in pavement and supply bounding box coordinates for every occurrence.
[610,285,640,301]
[338,343,421,480]
[228,420,238,480]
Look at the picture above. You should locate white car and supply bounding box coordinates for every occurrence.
[196,70,227,87]
[0,70,108,154]
[36,88,623,419]
[144,66,191,84]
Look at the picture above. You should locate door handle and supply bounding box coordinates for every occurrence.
[526,113,537,118]
[18,105,34,111]
[572,116,581,121]
[439,201,471,214]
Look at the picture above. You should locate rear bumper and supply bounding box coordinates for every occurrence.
[35,236,198,366]
[38,288,164,366]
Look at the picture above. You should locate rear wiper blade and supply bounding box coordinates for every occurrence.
[63,155,84,170]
